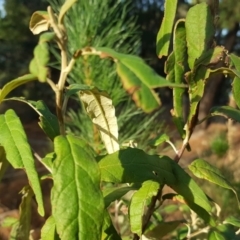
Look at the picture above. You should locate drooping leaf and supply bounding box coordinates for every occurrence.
[94,47,186,113]
[5,98,59,140]
[29,11,50,35]
[79,87,119,154]
[224,216,240,228]
[0,146,8,182]
[189,159,239,207]
[185,2,215,69]
[144,221,183,239]
[129,180,160,235]
[210,106,240,122]
[169,160,213,217]
[41,216,60,240]
[156,0,178,58]
[101,210,121,240]
[0,74,37,103]
[0,110,44,216]
[51,135,104,240]
[98,148,176,185]
[13,186,33,240]
[103,185,139,208]
[58,0,77,24]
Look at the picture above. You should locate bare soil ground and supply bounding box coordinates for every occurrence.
[0,120,240,239]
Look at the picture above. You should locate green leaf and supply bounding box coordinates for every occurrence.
[65,84,92,98]
[98,148,176,185]
[95,47,186,113]
[152,133,170,146]
[172,19,188,139]
[145,221,183,239]
[51,135,104,240]
[169,161,213,218]
[103,185,138,208]
[0,74,37,103]
[39,32,56,43]
[224,216,240,228]
[129,180,160,235]
[14,186,33,240]
[189,159,239,207]
[29,41,50,82]
[58,0,77,24]
[41,152,56,173]
[41,216,60,240]
[210,106,240,122]
[6,98,59,140]
[156,0,178,58]
[185,3,215,69]
[232,77,240,109]
[101,210,121,240]
[79,87,119,154]
[0,146,8,182]
[208,229,226,240]
[0,110,44,216]
[1,217,18,227]
[164,51,175,82]
[29,11,50,35]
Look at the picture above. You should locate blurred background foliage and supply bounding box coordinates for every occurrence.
[0,0,240,145]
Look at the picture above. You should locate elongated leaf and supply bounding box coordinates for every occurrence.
[210,106,240,122]
[145,221,183,239]
[103,185,138,208]
[101,210,121,240]
[79,87,119,154]
[0,74,37,103]
[41,216,60,240]
[65,84,92,98]
[189,159,239,206]
[98,148,176,185]
[151,133,170,146]
[169,160,212,216]
[95,47,186,113]
[185,3,215,69]
[51,135,104,240]
[29,11,50,35]
[164,51,175,82]
[224,216,240,227]
[129,180,160,235]
[156,0,177,58]
[0,146,8,182]
[6,98,59,140]
[0,110,44,216]
[172,19,188,139]
[14,186,33,240]
[208,229,225,240]
[58,0,77,24]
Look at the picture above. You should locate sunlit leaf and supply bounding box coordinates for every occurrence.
[29,11,50,35]
[51,135,104,240]
[156,0,177,58]
[129,180,160,235]
[189,159,239,207]
[58,0,77,24]
[224,216,240,228]
[0,74,37,103]
[185,3,215,69]
[79,87,119,154]
[152,133,170,146]
[0,110,44,216]
[0,146,8,182]
[41,216,60,240]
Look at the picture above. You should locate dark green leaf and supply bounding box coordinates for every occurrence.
[51,135,104,240]
[224,216,240,228]
[145,221,183,239]
[101,210,121,240]
[98,148,176,185]
[208,229,226,240]
[103,185,138,208]
[156,0,178,58]
[129,180,160,235]
[210,106,240,122]
[0,110,44,216]
[0,146,8,182]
